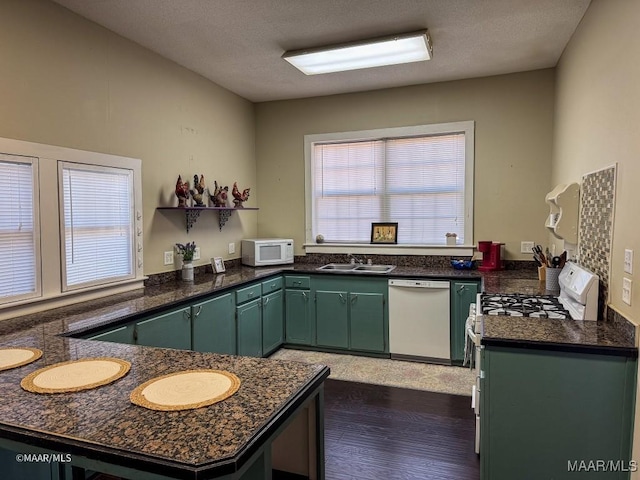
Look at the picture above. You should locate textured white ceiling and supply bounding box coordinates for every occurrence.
[52,0,591,102]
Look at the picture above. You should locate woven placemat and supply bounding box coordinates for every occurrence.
[0,347,43,372]
[130,369,241,411]
[21,357,131,394]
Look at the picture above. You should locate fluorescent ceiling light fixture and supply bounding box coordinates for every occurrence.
[283,30,433,75]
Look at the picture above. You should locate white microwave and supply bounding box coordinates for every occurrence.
[241,238,294,267]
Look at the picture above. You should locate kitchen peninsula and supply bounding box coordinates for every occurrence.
[0,290,329,480]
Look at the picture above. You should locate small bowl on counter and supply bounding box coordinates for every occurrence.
[450,259,476,270]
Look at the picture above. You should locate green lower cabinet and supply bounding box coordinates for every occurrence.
[450,281,479,363]
[315,290,349,349]
[237,298,263,357]
[313,277,388,353]
[481,346,637,480]
[87,324,134,344]
[192,293,236,355]
[135,307,191,350]
[285,289,314,345]
[349,292,385,352]
[262,289,284,355]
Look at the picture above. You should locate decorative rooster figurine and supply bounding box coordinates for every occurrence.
[190,174,206,207]
[232,182,250,208]
[209,180,229,207]
[175,175,190,207]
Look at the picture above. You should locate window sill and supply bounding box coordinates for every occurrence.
[303,243,475,256]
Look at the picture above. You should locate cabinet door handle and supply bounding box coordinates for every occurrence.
[193,306,202,318]
[302,291,307,300]
[351,294,358,303]
[294,281,301,285]
[271,283,276,288]
[263,297,269,305]
[248,292,254,297]
[339,293,346,303]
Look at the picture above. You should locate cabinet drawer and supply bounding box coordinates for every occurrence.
[262,277,283,295]
[236,284,262,304]
[285,276,310,289]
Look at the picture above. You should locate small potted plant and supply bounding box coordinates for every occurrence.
[176,242,196,281]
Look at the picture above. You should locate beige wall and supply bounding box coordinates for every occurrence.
[255,70,556,259]
[0,0,257,275]
[553,0,640,469]
[554,0,640,321]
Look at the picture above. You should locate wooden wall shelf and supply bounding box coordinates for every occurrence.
[157,206,259,232]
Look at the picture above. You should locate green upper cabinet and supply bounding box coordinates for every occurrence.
[237,297,263,357]
[262,288,284,356]
[349,292,385,352]
[192,293,236,355]
[135,306,191,350]
[315,290,349,349]
[481,346,637,480]
[313,276,388,353]
[285,275,314,345]
[450,280,479,364]
[87,323,134,344]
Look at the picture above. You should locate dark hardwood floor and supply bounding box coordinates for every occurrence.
[323,379,479,480]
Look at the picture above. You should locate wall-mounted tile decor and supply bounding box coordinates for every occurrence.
[578,164,617,320]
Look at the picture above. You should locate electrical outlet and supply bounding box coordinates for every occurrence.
[624,249,633,274]
[521,241,535,254]
[163,251,174,265]
[229,242,235,254]
[622,277,632,306]
[193,247,201,261]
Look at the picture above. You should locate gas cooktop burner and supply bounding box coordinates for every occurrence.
[480,293,572,319]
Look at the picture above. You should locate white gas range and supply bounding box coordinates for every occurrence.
[465,261,599,454]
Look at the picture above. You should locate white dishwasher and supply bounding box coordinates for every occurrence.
[388,279,451,363]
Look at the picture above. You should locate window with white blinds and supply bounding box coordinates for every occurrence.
[307,122,474,245]
[0,154,41,303]
[60,162,135,290]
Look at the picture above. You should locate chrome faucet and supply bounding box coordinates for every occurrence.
[347,253,365,264]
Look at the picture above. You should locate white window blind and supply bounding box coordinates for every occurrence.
[60,163,134,290]
[312,132,467,244]
[0,154,40,302]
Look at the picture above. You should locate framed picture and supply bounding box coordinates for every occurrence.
[371,222,398,244]
[211,257,226,273]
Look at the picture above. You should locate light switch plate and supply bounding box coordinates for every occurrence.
[622,277,632,306]
[229,243,235,254]
[624,249,633,274]
[163,251,174,265]
[193,247,201,261]
[521,241,535,254]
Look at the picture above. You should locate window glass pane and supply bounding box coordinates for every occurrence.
[61,164,134,288]
[0,155,38,301]
[311,131,467,244]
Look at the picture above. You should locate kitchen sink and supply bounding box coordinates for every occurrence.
[316,263,357,271]
[316,263,396,274]
[353,264,396,273]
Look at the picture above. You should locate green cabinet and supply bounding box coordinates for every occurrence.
[87,324,134,344]
[349,292,385,352]
[313,277,387,353]
[135,307,191,350]
[450,280,479,364]
[481,346,637,480]
[192,293,236,355]
[285,275,314,345]
[315,290,349,348]
[237,297,262,357]
[262,289,284,355]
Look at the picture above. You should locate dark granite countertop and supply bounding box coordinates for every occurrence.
[0,332,329,478]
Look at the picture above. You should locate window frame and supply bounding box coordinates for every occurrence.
[58,161,136,292]
[0,153,42,305]
[304,121,475,250]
